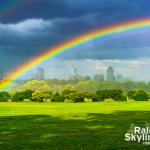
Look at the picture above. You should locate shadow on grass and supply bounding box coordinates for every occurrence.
[0,111,150,150]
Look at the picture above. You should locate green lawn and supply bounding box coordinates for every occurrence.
[0,101,150,150]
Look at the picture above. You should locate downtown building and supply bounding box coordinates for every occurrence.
[106,66,115,82]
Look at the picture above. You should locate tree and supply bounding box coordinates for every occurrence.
[62,89,84,102]
[8,84,24,94]
[75,80,98,92]
[127,90,137,99]
[65,91,84,102]
[11,90,33,102]
[12,92,24,102]
[43,91,53,102]
[23,80,51,92]
[114,95,127,101]
[84,92,97,102]
[52,93,64,102]
[32,90,44,102]
[134,90,149,101]
[108,89,123,100]
[32,90,53,102]
[96,89,124,101]
[96,90,106,101]
[84,92,94,99]
[23,90,33,100]
[0,91,10,102]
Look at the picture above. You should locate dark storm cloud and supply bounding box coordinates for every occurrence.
[0,0,150,23]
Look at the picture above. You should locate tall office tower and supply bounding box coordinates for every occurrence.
[106,66,115,82]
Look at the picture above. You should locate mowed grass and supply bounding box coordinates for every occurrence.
[0,102,150,149]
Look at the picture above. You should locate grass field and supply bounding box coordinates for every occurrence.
[0,101,150,150]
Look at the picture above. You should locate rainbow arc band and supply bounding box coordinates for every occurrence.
[1,19,150,90]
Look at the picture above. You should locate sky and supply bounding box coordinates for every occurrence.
[1,0,150,80]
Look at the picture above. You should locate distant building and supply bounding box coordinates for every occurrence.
[69,75,90,81]
[106,66,115,82]
[94,74,104,81]
[32,68,45,80]
[73,67,77,75]
[116,74,123,81]
[37,68,45,79]
[0,71,3,80]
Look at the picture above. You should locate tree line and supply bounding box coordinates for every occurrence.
[0,89,149,102]
[0,80,149,102]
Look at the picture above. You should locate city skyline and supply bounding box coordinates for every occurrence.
[17,59,148,82]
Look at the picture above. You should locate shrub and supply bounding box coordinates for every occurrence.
[84,98,92,102]
[127,90,137,99]
[12,92,24,102]
[43,91,53,101]
[92,97,98,102]
[65,92,84,102]
[23,90,33,100]
[95,90,105,101]
[114,95,127,101]
[61,90,84,102]
[106,89,123,100]
[32,90,53,102]
[134,90,149,101]
[12,90,33,102]
[23,99,31,102]
[52,93,64,102]
[0,91,10,102]
[32,90,44,102]
[84,92,97,102]
[96,89,124,101]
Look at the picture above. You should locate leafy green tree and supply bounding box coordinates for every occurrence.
[52,92,64,102]
[127,90,137,99]
[23,90,33,100]
[0,91,10,102]
[11,90,33,102]
[23,80,51,92]
[43,91,53,101]
[63,85,75,91]
[62,89,84,102]
[8,84,24,94]
[12,92,24,102]
[114,95,127,101]
[134,90,149,101]
[75,80,98,92]
[65,91,84,102]
[84,92,94,99]
[96,89,124,101]
[84,92,97,102]
[32,90,44,102]
[61,89,74,96]
[96,90,106,101]
[108,89,127,101]
[32,90,53,102]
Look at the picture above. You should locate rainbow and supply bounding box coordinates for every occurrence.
[1,18,150,90]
